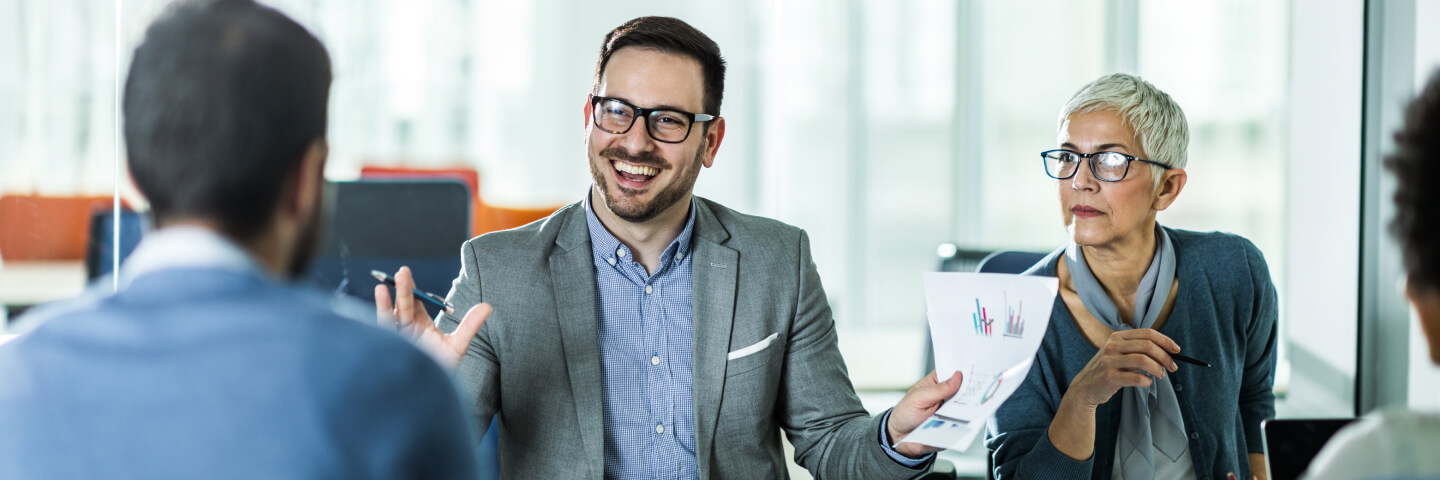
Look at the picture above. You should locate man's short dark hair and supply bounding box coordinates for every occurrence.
[593,16,726,117]
[1388,70,1440,290]
[125,0,331,241]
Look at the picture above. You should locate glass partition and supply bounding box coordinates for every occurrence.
[0,0,121,329]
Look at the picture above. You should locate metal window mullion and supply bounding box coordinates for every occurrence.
[950,0,982,248]
[1356,0,1416,415]
[844,0,868,328]
[1105,0,1139,75]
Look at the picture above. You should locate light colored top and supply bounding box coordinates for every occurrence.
[1112,442,1197,480]
[121,226,263,280]
[1303,407,1440,480]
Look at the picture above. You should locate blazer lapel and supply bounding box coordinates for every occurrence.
[689,200,738,475]
[547,206,606,477]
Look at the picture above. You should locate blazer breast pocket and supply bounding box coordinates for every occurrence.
[725,332,779,377]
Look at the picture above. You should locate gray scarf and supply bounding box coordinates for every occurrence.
[1064,227,1186,480]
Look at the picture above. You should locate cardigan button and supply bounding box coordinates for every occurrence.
[1190,432,1200,440]
[1174,384,1183,392]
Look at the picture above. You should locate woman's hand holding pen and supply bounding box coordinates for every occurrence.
[1067,329,1181,407]
[374,266,490,371]
[1047,328,1182,460]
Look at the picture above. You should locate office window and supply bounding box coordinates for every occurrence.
[4,0,1391,477]
[969,0,1110,251]
[0,0,119,195]
[9,0,1298,378]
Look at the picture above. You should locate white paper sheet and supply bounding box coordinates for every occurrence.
[899,272,1060,452]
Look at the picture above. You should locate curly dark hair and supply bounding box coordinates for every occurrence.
[1388,70,1440,290]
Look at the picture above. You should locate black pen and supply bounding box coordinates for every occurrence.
[1172,353,1211,368]
[371,270,455,313]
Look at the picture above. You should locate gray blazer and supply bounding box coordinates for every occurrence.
[436,197,928,479]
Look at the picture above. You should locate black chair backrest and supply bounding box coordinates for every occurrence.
[304,180,472,318]
[86,209,148,281]
[976,250,1048,275]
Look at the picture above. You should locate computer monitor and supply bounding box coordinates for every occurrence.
[304,180,472,319]
[1261,417,1355,480]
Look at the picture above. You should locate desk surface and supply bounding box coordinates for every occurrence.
[0,260,87,307]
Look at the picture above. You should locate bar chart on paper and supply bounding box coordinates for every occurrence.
[972,293,1028,338]
[902,272,1059,452]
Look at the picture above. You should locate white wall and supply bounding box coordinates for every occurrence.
[1408,307,1439,409]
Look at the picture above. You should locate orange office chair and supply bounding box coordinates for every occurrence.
[0,194,121,261]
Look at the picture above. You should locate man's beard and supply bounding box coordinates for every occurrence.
[286,190,327,278]
[589,144,703,223]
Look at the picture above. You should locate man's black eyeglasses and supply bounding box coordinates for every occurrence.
[591,96,716,144]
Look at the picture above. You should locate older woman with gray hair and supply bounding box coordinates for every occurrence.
[986,73,1278,480]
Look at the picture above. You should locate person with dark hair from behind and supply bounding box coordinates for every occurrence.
[0,1,486,478]
[1301,72,1440,479]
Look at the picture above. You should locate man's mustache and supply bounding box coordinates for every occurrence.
[599,147,667,170]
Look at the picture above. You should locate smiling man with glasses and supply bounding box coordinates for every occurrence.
[377,15,963,479]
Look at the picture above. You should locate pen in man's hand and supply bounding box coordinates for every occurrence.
[1172,353,1211,368]
[371,270,455,313]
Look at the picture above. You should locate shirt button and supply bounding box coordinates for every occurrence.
[617,248,627,258]
[607,257,617,266]
[655,424,665,434]
[651,356,661,366]
[645,285,653,294]
[677,252,685,261]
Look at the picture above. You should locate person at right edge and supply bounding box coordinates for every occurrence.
[1301,71,1440,480]
[986,73,1279,480]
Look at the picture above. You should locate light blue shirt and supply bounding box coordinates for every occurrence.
[586,197,699,479]
[0,227,478,479]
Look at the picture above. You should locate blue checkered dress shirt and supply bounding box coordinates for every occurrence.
[585,197,699,479]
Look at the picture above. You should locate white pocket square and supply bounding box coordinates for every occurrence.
[727,333,779,361]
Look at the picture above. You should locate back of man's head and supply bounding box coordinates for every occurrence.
[125,0,331,242]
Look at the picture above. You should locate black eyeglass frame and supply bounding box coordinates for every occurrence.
[590,96,717,144]
[1039,149,1172,182]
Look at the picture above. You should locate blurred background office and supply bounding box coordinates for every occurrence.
[2,0,1438,477]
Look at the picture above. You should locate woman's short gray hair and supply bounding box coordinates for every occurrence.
[1058,73,1189,184]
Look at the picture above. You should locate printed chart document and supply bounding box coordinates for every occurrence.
[900,272,1059,451]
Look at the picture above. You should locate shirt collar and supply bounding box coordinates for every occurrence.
[583,192,696,268]
[119,226,270,287]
